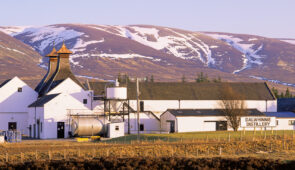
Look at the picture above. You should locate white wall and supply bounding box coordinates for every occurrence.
[0,112,29,135]
[128,99,277,114]
[129,100,179,114]
[48,78,93,110]
[160,111,177,132]
[0,77,38,112]
[274,118,295,130]
[176,116,226,132]
[41,93,89,139]
[0,77,38,135]
[126,112,160,134]
[28,107,44,138]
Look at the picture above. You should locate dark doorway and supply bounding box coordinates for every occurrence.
[140,124,144,131]
[8,122,17,131]
[33,124,36,138]
[37,119,40,139]
[29,125,32,138]
[169,121,175,133]
[140,101,144,112]
[216,121,227,131]
[57,122,65,138]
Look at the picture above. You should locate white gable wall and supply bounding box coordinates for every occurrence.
[0,77,37,112]
[48,78,93,110]
[0,77,37,135]
[160,111,177,132]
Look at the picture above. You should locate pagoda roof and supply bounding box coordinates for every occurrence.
[57,42,72,54]
[46,47,58,57]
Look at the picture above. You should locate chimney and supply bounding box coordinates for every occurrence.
[38,42,84,96]
[35,46,58,93]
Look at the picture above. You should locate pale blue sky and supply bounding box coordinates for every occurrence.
[1,0,294,38]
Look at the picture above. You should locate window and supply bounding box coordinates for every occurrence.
[41,122,43,133]
[17,87,22,92]
[83,99,87,104]
[276,120,279,126]
[115,126,119,131]
[140,101,144,112]
[8,122,17,131]
[140,124,144,131]
[289,120,295,125]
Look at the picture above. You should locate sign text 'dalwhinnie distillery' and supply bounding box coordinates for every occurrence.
[240,117,276,128]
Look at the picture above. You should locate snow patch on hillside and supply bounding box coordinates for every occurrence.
[205,33,263,73]
[14,26,84,53]
[91,53,153,59]
[71,53,153,63]
[0,44,25,55]
[113,26,214,66]
[248,38,258,41]
[280,39,295,45]
[250,76,295,87]
[72,38,104,53]
[0,26,31,35]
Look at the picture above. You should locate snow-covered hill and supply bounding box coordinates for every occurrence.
[1,24,295,88]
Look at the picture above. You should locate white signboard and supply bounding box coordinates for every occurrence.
[241,117,276,128]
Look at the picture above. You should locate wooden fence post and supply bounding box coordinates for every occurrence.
[35,150,38,160]
[219,147,222,156]
[48,150,51,160]
[20,152,24,163]
[64,149,66,159]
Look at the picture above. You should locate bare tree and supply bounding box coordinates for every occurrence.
[218,85,247,131]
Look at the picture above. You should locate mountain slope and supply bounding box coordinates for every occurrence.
[0,31,45,85]
[1,24,295,90]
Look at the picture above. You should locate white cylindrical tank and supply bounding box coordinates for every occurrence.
[106,87,127,99]
[71,117,107,136]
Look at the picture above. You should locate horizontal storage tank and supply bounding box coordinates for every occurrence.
[106,87,127,99]
[71,117,108,136]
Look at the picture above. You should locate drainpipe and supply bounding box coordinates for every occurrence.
[178,99,181,109]
[34,106,37,139]
[265,100,268,112]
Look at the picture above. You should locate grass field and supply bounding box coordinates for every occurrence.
[1,130,295,167]
[106,130,295,143]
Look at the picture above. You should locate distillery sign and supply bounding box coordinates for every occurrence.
[241,117,276,127]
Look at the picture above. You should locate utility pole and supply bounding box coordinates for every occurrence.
[136,78,140,141]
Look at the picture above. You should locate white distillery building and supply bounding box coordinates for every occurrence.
[1,43,295,139]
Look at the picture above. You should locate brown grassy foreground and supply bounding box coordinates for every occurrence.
[1,157,295,170]
[1,132,295,169]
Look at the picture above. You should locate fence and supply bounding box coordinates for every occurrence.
[0,134,295,163]
[0,130,21,143]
